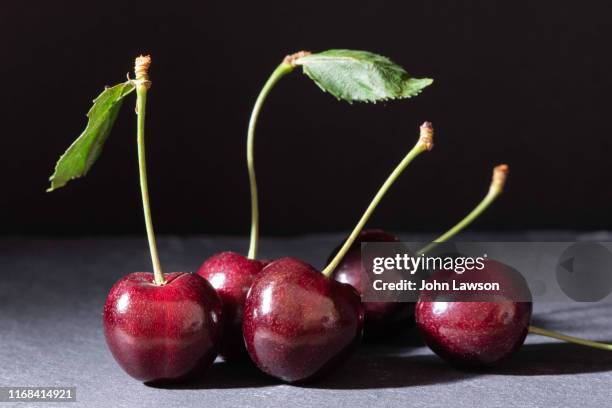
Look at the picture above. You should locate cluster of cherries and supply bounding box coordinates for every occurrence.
[104,218,536,384]
[52,55,611,385]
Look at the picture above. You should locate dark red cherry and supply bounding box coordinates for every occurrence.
[103,272,222,383]
[243,257,365,383]
[415,260,533,366]
[197,251,267,360]
[330,229,414,336]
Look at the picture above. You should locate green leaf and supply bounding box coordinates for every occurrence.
[295,49,433,103]
[47,81,135,192]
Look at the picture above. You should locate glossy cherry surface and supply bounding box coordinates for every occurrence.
[330,229,413,335]
[103,272,223,383]
[243,257,364,383]
[415,260,532,366]
[197,251,267,360]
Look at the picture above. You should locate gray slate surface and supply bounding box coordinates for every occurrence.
[1,233,612,408]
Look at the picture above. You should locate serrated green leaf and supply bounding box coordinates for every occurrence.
[295,49,433,103]
[47,81,135,192]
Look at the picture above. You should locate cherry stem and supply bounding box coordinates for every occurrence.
[417,164,509,255]
[134,56,164,285]
[322,122,434,278]
[529,325,612,351]
[246,53,310,259]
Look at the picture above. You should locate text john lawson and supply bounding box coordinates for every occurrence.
[371,253,501,292]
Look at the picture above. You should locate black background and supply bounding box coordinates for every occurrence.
[3,1,611,236]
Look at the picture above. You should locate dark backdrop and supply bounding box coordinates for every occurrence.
[2,1,611,236]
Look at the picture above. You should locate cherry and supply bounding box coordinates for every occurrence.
[243,257,364,382]
[416,257,612,366]
[242,122,434,382]
[103,272,222,383]
[195,54,300,360]
[330,165,511,338]
[415,259,533,366]
[48,56,226,382]
[329,229,413,336]
[197,252,267,359]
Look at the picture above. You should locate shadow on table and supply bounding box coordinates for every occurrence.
[149,348,471,390]
[488,341,612,376]
[148,338,612,390]
[305,338,612,388]
[147,360,276,390]
[304,351,473,389]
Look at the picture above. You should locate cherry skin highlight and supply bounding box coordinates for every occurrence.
[243,257,365,383]
[197,252,268,360]
[103,272,223,383]
[330,229,414,336]
[415,260,532,367]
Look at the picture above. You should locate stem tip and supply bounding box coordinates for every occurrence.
[134,55,152,87]
[491,164,509,192]
[284,51,311,67]
[419,121,434,151]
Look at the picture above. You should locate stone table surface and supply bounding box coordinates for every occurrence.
[1,232,612,408]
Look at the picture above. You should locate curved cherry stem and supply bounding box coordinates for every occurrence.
[246,54,310,259]
[417,164,509,255]
[529,325,612,351]
[322,122,434,278]
[134,56,165,285]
